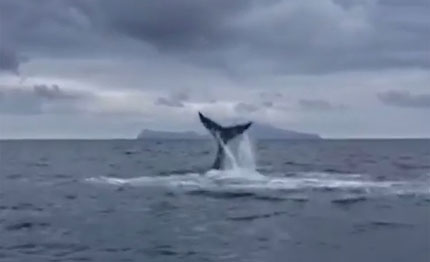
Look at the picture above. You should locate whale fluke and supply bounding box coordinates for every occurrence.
[198,112,252,169]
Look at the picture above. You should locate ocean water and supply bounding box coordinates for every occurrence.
[0,138,429,262]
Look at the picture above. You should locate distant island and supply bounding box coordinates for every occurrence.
[137,123,321,140]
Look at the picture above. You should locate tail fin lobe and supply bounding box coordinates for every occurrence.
[198,112,252,143]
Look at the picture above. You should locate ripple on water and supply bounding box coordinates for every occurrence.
[351,220,415,234]
[0,203,44,212]
[331,196,368,206]
[5,221,50,231]
[6,242,89,258]
[227,211,287,222]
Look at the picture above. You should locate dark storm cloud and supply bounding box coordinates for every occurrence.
[0,84,92,115]
[91,0,251,50]
[2,0,429,74]
[33,84,83,100]
[299,99,346,111]
[97,0,429,73]
[378,90,430,109]
[0,0,100,56]
[0,47,21,74]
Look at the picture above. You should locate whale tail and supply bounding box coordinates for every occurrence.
[198,112,252,169]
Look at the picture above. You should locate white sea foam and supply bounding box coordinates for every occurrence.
[86,135,430,195]
[86,170,429,195]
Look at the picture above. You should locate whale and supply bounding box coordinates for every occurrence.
[198,112,252,170]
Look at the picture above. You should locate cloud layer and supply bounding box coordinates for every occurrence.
[0,0,429,138]
[2,0,429,73]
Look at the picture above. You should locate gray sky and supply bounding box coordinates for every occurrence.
[0,0,429,138]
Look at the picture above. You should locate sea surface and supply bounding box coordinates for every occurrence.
[0,139,429,262]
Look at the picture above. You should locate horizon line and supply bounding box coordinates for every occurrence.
[0,137,429,141]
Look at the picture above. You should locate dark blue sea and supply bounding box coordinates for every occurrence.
[0,139,429,262]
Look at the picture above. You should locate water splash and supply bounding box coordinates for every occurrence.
[217,133,238,170]
[218,133,256,171]
[237,134,256,170]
